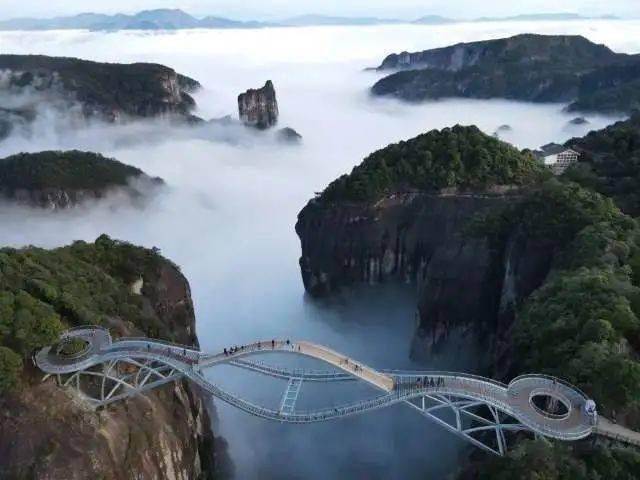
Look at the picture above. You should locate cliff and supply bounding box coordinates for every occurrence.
[297,188,559,356]
[238,80,279,129]
[0,150,165,209]
[0,54,201,129]
[371,34,640,114]
[0,236,229,479]
[296,125,548,352]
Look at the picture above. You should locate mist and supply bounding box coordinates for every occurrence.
[0,19,637,479]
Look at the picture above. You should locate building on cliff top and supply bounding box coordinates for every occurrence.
[535,143,580,175]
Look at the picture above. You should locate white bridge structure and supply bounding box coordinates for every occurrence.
[37,326,602,456]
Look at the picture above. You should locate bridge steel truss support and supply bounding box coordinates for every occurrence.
[405,393,530,456]
[52,357,185,408]
[280,377,304,414]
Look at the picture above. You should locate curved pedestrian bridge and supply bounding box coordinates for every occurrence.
[37,326,606,456]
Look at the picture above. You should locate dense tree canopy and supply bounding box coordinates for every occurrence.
[476,440,640,480]
[473,180,640,414]
[0,346,23,393]
[0,235,176,392]
[565,112,640,216]
[0,150,151,192]
[470,186,640,474]
[319,125,546,202]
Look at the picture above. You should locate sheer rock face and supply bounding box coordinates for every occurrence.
[1,177,164,210]
[296,191,553,356]
[0,261,227,480]
[238,80,279,129]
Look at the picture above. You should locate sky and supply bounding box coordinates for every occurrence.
[0,0,639,21]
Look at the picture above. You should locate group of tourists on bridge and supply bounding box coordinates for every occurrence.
[396,376,446,389]
[223,339,293,357]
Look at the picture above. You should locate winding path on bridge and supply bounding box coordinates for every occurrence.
[35,326,640,456]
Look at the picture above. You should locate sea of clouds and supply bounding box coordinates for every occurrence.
[0,19,638,479]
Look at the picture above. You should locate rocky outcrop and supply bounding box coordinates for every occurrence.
[0,249,229,480]
[371,34,640,114]
[1,177,164,209]
[0,54,202,130]
[277,127,302,143]
[238,80,278,129]
[568,116,589,125]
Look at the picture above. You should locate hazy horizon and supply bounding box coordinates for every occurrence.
[0,0,638,23]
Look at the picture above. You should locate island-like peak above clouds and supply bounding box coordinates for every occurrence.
[372,33,640,114]
[0,150,164,209]
[0,54,202,139]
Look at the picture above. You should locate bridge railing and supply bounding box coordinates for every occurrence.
[106,343,202,363]
[510,374,591,401]
[115,337,202,353]
[64,325,111,334]
[388,370,509,390]
[229,359,347,379]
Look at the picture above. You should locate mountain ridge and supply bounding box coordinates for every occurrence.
[0,9,624,31]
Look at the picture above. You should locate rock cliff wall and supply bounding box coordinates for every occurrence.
[0,257,228,480]
[296,190,554,357]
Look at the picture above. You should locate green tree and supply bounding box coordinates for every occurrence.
[0,346,23,393]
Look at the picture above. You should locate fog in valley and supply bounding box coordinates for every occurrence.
[1,19,638,479]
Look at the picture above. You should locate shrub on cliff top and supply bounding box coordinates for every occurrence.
[319,125,548,202]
